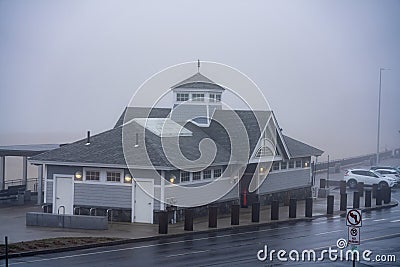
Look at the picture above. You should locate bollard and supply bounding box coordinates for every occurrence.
[376,189,382,206]
[5,236,9,267]
[184,209,193,231]
[340,193,347,211]
[353,192,360,209]
[340,180,347,194]
[327,195,334,215]
[271,200,279,220]
[372,184,378,199]
[320,179,326,189]
[289,198,297,218]
[231,204,240,225]
[383,187,391,204]
[365,190,372,208]
[158,211,168,234]
[208,206,218,228]
[357,182,364,197]
[252,202,260,222]
[305,197,313,218]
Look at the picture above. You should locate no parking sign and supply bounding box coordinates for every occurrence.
[346,209,362,245]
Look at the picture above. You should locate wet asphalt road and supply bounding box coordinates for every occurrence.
[3,189,400,267]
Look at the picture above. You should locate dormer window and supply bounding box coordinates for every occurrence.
[176,93,189,102]
[192,93,204,102]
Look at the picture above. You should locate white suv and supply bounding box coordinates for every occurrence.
[344,169,396,189]
[374,169,400,183]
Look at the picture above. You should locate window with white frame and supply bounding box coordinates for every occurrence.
[193,171,201,181]
[214,169,222,178]
[281,161,287,170]
[272,162,280,171]
[295,160,302,168]
[180,171,190,182]
[209,94,215,102]
[289,160,295,169]
[176,93,189,102]
[86,170,100,181]
[192,93,204,102]
[106,171,121,182]
[216,94,221,102]
[203,170,212,179]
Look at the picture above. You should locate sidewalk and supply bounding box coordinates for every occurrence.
[0,185,397,246]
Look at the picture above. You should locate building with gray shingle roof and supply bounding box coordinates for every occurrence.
[29,71,323,224]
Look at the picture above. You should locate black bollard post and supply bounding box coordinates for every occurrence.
[340,193,347,211]
[305,197,313,218]
[320,179,326,189]
[376,189,382,206]
[184,209,193,231]
[327,195,334,215]
[289,198,297,218]
[372,184,378,199]
[353,192,360,209]
[340,180,347,194]
[252,202,260,222]
[208,206,218,228]
[383,187,390,204]
[271,200,279,220]
[5,236,9,267]
[357,182,364,197]
[365,190,371,207]
[231,204,240,225]
[158,211,168,234]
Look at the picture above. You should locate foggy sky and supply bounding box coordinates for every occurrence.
[1,0,400,165]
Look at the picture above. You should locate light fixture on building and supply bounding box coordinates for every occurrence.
[259,167,264,173]
[169,175,176,184]
[304,162,309,167]
[124,173,132,183]
[74,171,82,180]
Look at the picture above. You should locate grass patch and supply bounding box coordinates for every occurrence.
[0,237,122,256]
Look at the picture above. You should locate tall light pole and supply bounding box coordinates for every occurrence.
[376,67,391,165]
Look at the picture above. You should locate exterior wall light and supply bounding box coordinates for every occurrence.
[124,173,132,183]
[74,171,82,180]
[169,175,176,184]
[304,162,309,167]
[259,167,264,173]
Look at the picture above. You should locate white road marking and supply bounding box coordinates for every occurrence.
[315,229,342,236]
[5,226,292,266]
[373,219,386,222]
[166,250,209,258]
[390,219,400,223]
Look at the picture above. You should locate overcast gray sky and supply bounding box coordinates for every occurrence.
[1,0,399,165]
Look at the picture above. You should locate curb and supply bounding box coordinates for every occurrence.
[1,201,398,260]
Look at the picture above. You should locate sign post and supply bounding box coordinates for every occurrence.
[346,209,362,267]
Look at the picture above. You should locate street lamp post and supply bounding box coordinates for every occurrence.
[376,68,391,165]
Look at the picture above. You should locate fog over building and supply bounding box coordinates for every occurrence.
[1,1,400,179]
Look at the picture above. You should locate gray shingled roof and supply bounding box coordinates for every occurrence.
[283,135,324,157]
[171,72,225,90]
[30,107,323,168]
[0,144,60,157]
